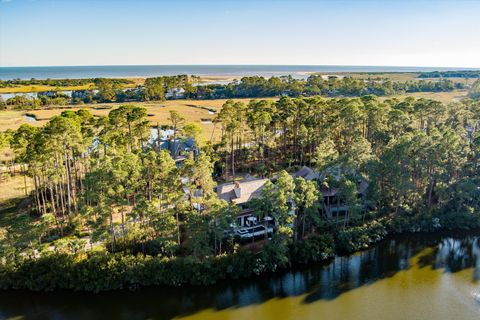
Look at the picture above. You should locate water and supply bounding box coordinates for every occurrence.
[23,114,37,122]
[0,231,479,320]
[149,128,174,141]
[1,65,478,81]
[0,92,38,100]
[0,91,74,100]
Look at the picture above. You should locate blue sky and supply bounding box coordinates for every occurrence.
[1,0,479,67]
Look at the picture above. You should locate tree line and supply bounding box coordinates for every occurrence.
[1,75,465,110]
[418,70,480,79]
[195,76,462,99]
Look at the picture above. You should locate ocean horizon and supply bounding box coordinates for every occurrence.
[0,64,479,80]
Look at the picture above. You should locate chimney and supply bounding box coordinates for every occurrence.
[234,181,241,198]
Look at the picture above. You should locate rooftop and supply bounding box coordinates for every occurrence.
[321,179,369,197]
[217,178,268,205]
[293,166,320,181]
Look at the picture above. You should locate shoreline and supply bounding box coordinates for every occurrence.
[2,65,479,82]
[1,215,479,293]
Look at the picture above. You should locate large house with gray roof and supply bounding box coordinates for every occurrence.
[292,166,368,219]
[216,178,274,239]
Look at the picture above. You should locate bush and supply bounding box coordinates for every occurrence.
[105,238,179,257]
[437,210,480,230]
[0,248,267,292]
[0,235,340,292]
[385,209,480,234]
[335,220,387,253]
[289,234,335,264]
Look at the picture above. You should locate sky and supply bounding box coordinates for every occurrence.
[0,0,479,68]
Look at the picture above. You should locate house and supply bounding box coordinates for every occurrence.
[293,165,320,181]
[216,178,274,238]
[165,87,186,99]
[321,179,368,219]
[149,128,199,163]
[217,178,268,207]
[292,165,368,219]
[159,137,198,158]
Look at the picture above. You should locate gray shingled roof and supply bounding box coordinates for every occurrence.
[293,166,320,181]
[217,178,268,205]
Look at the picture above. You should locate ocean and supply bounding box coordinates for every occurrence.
[0,65,478,81]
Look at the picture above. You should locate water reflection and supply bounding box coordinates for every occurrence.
[0,231,479,320]
[417,236,480,277]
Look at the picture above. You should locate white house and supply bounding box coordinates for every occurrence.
[165,87,186,99]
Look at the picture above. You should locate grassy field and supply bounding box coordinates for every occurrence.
[0,91,466,136]
[330,72,420,82]
[0,173,32,210]
[0,110,37,131]
[383,90,469,104]
[0,84,96,94]
[0,81,147,94]
[0,78,147,94]
[310,72,421,81]
[313,72,474,85]
[0,98,278,142]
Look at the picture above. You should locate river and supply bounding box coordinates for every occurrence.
[0,231,479,320]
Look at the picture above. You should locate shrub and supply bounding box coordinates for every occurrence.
[289,234,335,264]
[335,220,387,253]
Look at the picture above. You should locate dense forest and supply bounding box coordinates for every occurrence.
[1,75,465,109]
[1,93,480,291]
